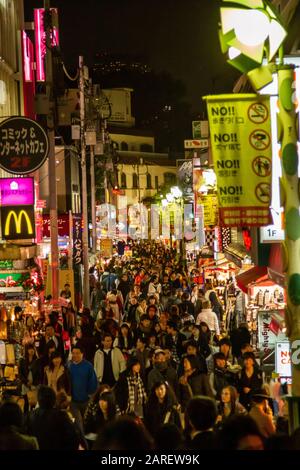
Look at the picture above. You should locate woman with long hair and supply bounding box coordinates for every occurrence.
[179,355,213,412]
[114,356,147,419]
[191,323,211,359]
[216,385,247,427]
[237,352,263,411]
[83,389,118,435]
[144,380,181,437]
[19,344,41,395]
[43,350,71,396]
[208,291,224,323]
[113,323,135,358]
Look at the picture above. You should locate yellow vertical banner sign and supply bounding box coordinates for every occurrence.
[59,269,75,306]
[46,268,75,306]
[205,94,272,226]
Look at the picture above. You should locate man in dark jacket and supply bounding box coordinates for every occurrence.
[147,349,179,398]
[165,320,186,368]
[185,396,217,450]
[179,292,195,317]
[117,273,132,302]
[0,401,38,450]
[27,386,80,450]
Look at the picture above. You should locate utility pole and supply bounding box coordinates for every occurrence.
[90,144,97,254]
[44,0,59,306]
[79,56,90,307]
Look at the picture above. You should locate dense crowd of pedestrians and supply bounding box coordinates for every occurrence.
[0,242,297,450]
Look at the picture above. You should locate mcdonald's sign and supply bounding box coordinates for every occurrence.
[1,206,35,240]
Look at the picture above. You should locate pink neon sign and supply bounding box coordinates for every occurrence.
[34,8,60,82]
[22,31,34,82]
[0,178,35,206]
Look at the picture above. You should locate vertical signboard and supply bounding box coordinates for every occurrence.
[34,8,59,82]
[177,159,193,199]
[72,214,83,265]
[206,94,272,226]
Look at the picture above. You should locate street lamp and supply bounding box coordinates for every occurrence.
[219,0,300,400]
[170,186,183,198]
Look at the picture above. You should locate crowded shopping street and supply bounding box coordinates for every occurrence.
[0,240,297,450]
[2,0,300,459]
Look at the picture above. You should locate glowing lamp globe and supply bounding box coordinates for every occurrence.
[219,0,287,73]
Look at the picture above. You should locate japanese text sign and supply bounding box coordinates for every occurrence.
[72,214,83,265]
[0,117,49,174]
[0,178,34,206]
[205,94,272,226]
[42,214,69,238]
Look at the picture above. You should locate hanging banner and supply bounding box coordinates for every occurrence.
[72,214,83,265]
[258,310,287,365]
[100,239,113,258]
[205,94,272,226]
[196,193,218,226]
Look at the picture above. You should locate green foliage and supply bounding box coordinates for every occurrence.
[286,207,300,241]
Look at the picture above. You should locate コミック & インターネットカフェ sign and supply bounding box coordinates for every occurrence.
[0,117,49,174]
[205,94,272,226]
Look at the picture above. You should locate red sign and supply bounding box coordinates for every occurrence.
[42,214,69,237]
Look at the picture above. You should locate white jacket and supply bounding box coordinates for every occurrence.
[94,347,126,383]
[195,308,220,335]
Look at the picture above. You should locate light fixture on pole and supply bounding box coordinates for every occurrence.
[219,0,300,403]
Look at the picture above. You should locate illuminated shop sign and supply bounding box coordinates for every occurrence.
[0,117,49,174]
[1,206,35,240]
[0,178,34,206]
[34,8,59,82]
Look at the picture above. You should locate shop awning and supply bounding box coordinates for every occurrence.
[224,243,250,267]
[236,266,269,293]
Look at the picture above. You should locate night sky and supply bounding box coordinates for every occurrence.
[24,0,241,112]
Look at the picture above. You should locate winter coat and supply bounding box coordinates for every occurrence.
[237,368,263,410]
[18,357,41,387]
[209,367,237,400]
[44,365,71,395]
[94,347,126,383]
[144,401,182,437]
[147,365,179,398]
[179,371,214,411]
[196,309,220,335]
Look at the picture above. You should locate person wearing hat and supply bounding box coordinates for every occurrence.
[147,349,179,398]
[249,389,276,438]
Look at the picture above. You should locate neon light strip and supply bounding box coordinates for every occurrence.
[34,9,45,82]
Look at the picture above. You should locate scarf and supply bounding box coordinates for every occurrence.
[126,374,147,413]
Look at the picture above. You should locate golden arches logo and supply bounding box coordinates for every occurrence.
[4,210,33,236]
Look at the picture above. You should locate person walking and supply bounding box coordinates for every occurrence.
[94,333,126,387]
[68,345,98,418]
[115,356,147,419]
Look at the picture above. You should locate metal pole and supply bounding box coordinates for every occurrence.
[68,209,73,270]
[277,64,300,396]
[90,145,97,253]
[44,0,59,306]
[79,56,90,307]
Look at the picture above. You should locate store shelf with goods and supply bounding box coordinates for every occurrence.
[0,287,24,293]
